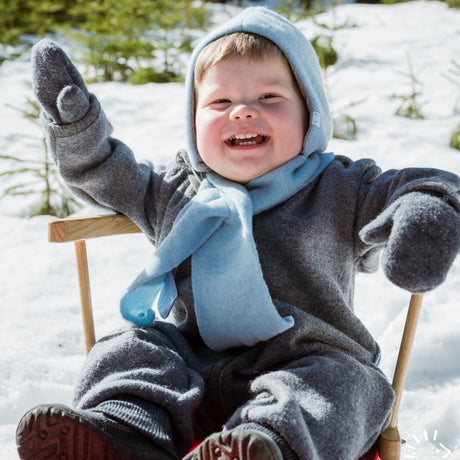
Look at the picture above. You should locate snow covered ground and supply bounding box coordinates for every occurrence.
[1,1,460,458]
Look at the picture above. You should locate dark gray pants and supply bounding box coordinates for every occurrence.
[72,322,394,460]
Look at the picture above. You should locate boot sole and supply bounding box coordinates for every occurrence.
[16,404,153,460]
[189,428,283,460]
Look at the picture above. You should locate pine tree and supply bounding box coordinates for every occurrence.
[66,0,209,83]
[310,8,361,140]
[0,0,75,46]
[391,55,425,120]
[0,96,82,217]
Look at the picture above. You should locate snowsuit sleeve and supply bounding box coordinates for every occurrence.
[349,156,460,292]
[40,94,199,245]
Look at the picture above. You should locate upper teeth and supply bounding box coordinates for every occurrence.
[234,134,258,139]
[228,133,266,146]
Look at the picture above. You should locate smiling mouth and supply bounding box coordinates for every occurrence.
[226,133,268,147]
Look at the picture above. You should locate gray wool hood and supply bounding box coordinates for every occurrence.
[184,7,332,172]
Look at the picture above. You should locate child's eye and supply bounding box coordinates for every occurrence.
[204,98,231,110]
[259,94,281,102]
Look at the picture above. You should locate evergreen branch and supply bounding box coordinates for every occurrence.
[0,154,43,164]
[6,98,41,120]
[1,181,43,198]
[334,98,366,114]
[0,168,43,177]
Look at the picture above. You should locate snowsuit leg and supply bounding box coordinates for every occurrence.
[72,323,205,459]
[225,349,394,460]
[72,322,393,460]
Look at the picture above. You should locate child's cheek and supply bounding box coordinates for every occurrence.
[196,112,220,159]
[198,112,222,142]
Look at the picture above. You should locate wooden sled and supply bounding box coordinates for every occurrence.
[48,213,424,460]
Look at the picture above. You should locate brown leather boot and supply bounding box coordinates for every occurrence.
[16,404,177,460]
[184,427,283,460]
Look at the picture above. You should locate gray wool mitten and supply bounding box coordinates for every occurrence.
[31,39,91,124]
[360,192,460,293]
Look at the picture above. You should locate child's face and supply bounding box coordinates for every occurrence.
[195,55,308,183]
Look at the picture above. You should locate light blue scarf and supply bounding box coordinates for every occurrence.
[121,152,333,350]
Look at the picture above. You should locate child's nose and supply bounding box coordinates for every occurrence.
[230,103,259,120]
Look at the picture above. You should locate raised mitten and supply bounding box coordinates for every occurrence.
[31,39,90,124]
[360,192,460,293]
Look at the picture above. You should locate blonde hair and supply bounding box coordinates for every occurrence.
[194,32,288,86]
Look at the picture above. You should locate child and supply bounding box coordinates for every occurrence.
[17,7,459,460]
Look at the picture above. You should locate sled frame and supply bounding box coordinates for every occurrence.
[48,212,424,460]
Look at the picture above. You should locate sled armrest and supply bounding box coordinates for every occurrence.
[48,213,142,354]
[48,213,142,243]
[378,293,423,460]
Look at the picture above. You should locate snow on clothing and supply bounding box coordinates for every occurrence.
[32,7,460,460]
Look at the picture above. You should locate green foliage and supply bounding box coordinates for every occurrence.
[391,55,425,119]
[443,60,460,114]
[311,35,338,69]
[450,125,460,151]
[0,0,209,83]
[380,0,416,5]
[275,0,317,21]
[309,6,360,140]
[128,68,183,85]
[66,0,209,83]
[0,97,82,217]
[204,0,249,5]
[443,60,460,151]
[333,114,357,141]
[0,0,76,47]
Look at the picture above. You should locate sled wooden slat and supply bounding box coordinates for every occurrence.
[48,212,425,460]
[48,213,141,243]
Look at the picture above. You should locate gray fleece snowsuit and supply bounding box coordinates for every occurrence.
[32,7,460,460]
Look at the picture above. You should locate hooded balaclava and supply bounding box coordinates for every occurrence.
[184,6,332,172]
